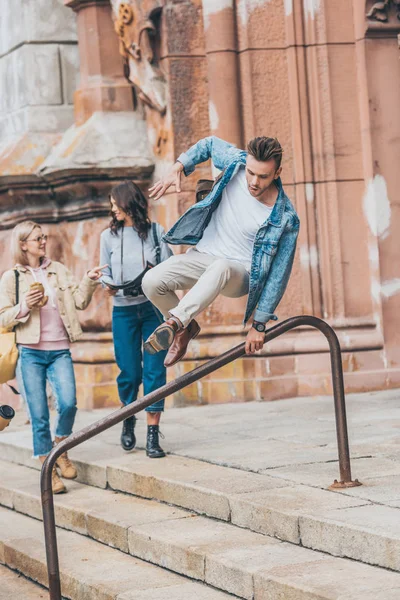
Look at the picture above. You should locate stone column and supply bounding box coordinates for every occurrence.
[201,0,242,147]
[65,0,134,124]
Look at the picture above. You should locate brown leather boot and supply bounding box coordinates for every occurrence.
[164,320,201,367]
[56,452,78,479]
[144,318,179,354]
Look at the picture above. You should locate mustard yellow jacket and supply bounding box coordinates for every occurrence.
[0,261,98,344]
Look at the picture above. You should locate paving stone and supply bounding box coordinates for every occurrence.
[0,565,48,600]
[181,438,340,471]
[300,504,400,571]
[0,507,232,600]
[254,556,400,600]
[336,474,400,504]
[86,494,190,553]
[263,456,400,489]
[229,485,368,543]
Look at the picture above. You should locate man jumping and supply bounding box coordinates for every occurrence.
[142,136,299,367]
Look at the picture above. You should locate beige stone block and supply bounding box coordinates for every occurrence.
[86,493,189,554]
[206,541,327,600]
[107,453,286,520]
[128,514,276,584]
[0,565,48,599]
[118,582,231,600]
[254,555,400,600]
[0,506,194,600]
[230,486,367,544]
[300,504,400,570]
[128,517,207,580]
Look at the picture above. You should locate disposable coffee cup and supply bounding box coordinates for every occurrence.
[0,405,15,431]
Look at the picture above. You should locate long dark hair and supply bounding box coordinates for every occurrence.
[109,181,151,239]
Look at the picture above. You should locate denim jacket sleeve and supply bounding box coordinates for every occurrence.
[253,223,299,324]
[177,136,242,176]
[157,224,173,262]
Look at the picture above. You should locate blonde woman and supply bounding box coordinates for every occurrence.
[0,221,106,493]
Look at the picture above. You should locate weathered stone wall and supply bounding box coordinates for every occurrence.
[1,0,399,409]
[0,0,79,153]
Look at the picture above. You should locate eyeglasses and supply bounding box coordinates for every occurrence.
[25,235,48,244]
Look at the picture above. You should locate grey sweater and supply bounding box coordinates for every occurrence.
[100,224,172,306]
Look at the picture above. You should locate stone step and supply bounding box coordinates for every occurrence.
[1,462,400,600]
[0,565,48,600]
[2,434,400,572]
[0,506,233,600]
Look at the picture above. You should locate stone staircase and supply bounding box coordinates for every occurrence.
[1,434,400,599]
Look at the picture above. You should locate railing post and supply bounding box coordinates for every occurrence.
[41,454,62,600]
[324,324,361,489]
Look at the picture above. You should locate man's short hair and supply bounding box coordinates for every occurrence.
[247,137,283,169]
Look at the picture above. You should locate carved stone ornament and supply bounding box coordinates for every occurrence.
[367,0,400,22]
[113,1,166,115]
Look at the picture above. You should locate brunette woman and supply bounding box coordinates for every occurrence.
[0,221,105,493]
[100,181,172,457]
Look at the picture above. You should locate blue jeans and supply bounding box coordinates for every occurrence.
[17,347,77,457]
[112,301,166,412]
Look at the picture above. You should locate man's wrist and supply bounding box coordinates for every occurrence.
[252,321,266,333]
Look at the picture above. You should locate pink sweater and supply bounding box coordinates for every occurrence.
[17,259,70,351]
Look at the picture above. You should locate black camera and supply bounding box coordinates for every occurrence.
[107,262,154,297]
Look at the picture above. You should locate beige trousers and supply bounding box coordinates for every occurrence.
[142,250,249,327]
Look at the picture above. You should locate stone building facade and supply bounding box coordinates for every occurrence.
[0,0,399,409]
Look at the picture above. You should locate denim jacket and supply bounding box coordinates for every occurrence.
[163,136,300,325]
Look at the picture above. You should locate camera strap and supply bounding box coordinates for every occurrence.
[151,222,161,265]
[120,225,145,284]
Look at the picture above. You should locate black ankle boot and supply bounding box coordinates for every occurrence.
[121,416,136,451]
[146,425,165,458]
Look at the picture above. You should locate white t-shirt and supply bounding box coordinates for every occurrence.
[196,168,274,271]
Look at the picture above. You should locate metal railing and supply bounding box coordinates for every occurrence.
[40,315,361,600]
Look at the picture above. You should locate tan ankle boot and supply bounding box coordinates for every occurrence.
[39,457,67,494]
[52,467,67,494]
[56,452,77,479]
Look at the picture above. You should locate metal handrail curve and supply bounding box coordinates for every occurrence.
[40,315,360,600]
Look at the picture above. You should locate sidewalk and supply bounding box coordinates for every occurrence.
[7,387,400,491]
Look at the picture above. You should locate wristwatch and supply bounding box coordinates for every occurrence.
[252,321,266,333]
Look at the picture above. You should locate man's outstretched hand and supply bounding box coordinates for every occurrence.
[149,161,184,201]
[245,326,265,355]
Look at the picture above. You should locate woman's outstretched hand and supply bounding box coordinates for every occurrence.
[148,161,184,201]
[87,265,108,281]
[104,285,117,297]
